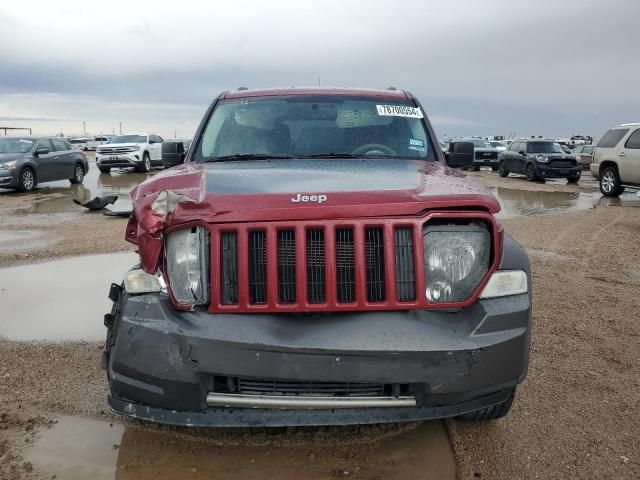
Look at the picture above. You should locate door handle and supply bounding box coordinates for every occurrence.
[618,152,626,156]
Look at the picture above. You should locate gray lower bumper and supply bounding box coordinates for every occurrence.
[104,287,530,425]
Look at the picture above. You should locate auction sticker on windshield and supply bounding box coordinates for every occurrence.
[376,105,423,118]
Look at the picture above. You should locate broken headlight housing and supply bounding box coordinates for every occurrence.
[423,223,490,303]
[165,226,210,305]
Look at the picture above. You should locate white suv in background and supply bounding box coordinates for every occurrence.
[95,134,164,174]
[590,123,640,196]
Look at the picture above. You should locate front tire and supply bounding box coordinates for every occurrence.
[599,166,624,197]
[69,164,85,184]
[458,388,515,421]
[567,173,580,184]
[138,152,151,173]
[525,163,540,182]
[498,162,509,177]
[98,166,111,174]
[17,167,36,192]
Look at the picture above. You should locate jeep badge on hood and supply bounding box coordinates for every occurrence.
[291,193,328,204]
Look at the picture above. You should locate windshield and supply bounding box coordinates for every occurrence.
[527,142,565,154]
[110,135,147,144]
[469,139,492,148]
[195,96,434,162]
[0,137,34,154]
[490,141,505,148]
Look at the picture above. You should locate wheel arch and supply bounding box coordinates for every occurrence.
[599,160,619,175]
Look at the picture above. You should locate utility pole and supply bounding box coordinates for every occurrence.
[174,129,177,139]
[83,121,86,136]
[119,122,122,135]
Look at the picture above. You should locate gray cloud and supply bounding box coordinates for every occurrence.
[1,0,638,138]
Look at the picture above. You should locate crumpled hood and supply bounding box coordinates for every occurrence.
[129,159,500,272]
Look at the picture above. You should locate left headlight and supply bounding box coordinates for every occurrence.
[0,160,17,169]
[423,223,491,303]
[165,226,210,305]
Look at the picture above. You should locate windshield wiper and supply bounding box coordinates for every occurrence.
[298,153,373,159]
[205,154,298,162]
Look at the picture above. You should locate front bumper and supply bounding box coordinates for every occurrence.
[535,164,581,178]
[96,152,142,168]
[104,286,531,426]
[473,157,499,167]
[0,169,18,188]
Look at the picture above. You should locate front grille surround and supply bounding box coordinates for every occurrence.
[207,212,500,312]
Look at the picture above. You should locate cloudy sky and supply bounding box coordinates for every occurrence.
[1,0,638,139]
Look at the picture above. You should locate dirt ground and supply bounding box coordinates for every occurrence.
[1,166,639,479]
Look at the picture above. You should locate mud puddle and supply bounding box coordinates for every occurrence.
[494,187,640,219]
[24,415,456,480]
[0,252,138,341]
[0,161,154,217]
[0,229,55,251]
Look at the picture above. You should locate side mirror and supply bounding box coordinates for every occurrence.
[161,141,186,167]
[445,141,474,168]
[519,150,526,156]
[35,148,50,156]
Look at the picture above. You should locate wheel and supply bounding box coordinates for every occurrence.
[98,166,111,174]
[17,167,36,192]
[491,165,499,171]
[69,164,85,184]
[498,162,509,177]
[137,153,151,173]
[471,166,480,171]
[599,166,624,197]
[458,388,515,421]
[525,163,540,182]
[567,173,580,184]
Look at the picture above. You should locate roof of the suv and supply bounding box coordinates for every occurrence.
[224,86,409,100]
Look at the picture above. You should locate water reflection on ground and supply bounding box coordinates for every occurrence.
[24,415,456,480]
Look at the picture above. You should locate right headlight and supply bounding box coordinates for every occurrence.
[536,154,549,163]
[165,226,210,305]
[423,223,491,303]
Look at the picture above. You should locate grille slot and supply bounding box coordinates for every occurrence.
[365,227,385,302]
[249,231,267,304]
[277,230,296,304]
[220,232,238,304]
[395,227,416,301]
[306,229,326,304]
[210,375,406,397]
[335,228,356,303]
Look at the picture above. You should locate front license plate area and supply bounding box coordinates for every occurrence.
[110,156,118,161]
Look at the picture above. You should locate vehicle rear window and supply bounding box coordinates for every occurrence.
[51,139,68,151]
[624,129,640,149]
[598,129,628,148]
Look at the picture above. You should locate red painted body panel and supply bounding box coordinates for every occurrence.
[224,87,408,100]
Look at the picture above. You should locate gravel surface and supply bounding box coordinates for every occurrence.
[1,171,639,479]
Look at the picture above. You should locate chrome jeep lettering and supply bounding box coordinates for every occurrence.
[290,194,327,204]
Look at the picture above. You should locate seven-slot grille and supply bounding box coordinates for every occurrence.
[208,215,497,312]
[213,221,421,312]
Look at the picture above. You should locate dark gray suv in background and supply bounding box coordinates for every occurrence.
[0,136,89,192]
